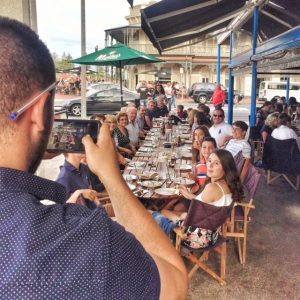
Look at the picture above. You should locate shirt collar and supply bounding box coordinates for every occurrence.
[63,160,79,172]
[0,167,66,203]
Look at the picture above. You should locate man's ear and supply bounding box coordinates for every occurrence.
[29,93,49,132]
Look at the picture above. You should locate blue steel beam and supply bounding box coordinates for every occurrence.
[227,32,234,125]
[231,26,300,68]
[286,77,290,103]
[217,44,221,83]
[250,7,259,128]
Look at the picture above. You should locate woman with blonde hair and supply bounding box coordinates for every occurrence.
[114,112,136,157]
[104,114,129,167]
[260,112,279,143]
[188,109,198,129]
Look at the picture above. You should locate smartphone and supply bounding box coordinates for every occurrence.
[46,119,100,153]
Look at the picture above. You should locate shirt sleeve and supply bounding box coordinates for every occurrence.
[242,142,252,159]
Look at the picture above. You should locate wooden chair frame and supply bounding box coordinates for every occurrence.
[267,170,300,191]
[174,222,229,285]
[226,200,255,265]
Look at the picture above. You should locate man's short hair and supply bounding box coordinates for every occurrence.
[177,105,184,111]
[214,108,225,117]
[127,106,137,114]
[233,120,248,132]
[0,17,55,134]
[278,113,291,126]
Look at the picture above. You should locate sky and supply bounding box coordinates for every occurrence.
[36,0,151,59]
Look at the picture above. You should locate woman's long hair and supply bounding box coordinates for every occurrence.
[209,149,244,202]
[195,111,211,128]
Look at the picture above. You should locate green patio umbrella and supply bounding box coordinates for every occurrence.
[72,43,164,106]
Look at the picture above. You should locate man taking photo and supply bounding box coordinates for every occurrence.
[0,17,187,300]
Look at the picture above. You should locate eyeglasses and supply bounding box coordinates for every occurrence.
[10,82,56,120]
[213,114,223,118]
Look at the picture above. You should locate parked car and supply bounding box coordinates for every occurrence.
[55,88,139,116]
[188,82,228,104]
[88,82,133,94]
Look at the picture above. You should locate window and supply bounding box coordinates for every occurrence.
[268,83,286,90]
[133,30,139,41]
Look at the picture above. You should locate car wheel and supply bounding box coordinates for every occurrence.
[70,104,81,116]
[198,95,207,104]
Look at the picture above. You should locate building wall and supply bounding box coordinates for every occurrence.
[0,0,37,32]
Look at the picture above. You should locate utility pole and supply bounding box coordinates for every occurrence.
[80,0,87,119]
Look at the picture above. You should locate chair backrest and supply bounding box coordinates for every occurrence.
[243,164,261,199]
[234,151,261,199]
[183,200,234,231]
[262,136,300,175]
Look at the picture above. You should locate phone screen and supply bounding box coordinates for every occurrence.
[47,119,100,153]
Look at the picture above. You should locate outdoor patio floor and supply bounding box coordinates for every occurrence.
[187,169,300,300]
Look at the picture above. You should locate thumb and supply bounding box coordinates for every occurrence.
[82,134,94,149]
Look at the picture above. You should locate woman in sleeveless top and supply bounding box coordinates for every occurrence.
[156,149,244,249]
[114,112,136,157]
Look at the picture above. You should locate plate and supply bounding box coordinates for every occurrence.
[140,180,163,188]
[128,161,146,168]
[174,177,195,185]
[127,183,136,190]
[181,152,192,159]
[185,140,192,144]
[141,171,159,180]
[175,164,192,171]
[154,188,179,196]
[138,147,152,152]
[135,152,152,157]
[181,134,191,139]
[182,146,192,151]
[123,174,137,181]
[143,143,153,147]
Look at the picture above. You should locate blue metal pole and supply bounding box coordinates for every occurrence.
[286,77,290,103]
[217,44,221,83]
[250,7,259,127]
[227,32,234,124]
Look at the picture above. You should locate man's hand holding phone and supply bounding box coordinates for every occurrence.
[82,123,120,183]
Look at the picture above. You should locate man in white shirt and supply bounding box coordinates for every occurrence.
[126,107,142,147]
[225,121,251,183]
[271,113,300,151]
[209,109,233,148]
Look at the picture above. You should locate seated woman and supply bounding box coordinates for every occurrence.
[114,112,136,157]
[153,149,244,249]
[260,112,279,143]
[191,137,217,187]
[164,137,217,215]
[192,111,211,133]
[192,126,211,163]
[104,115,130,167]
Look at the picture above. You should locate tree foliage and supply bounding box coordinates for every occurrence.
[52,52,74,72]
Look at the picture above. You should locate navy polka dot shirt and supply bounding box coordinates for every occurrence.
[0,168,160,299]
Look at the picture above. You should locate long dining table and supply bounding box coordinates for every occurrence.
[123,123,199,211]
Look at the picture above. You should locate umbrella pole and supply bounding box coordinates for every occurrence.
[120,67,124,107]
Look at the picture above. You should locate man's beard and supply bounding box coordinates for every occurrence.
[28,98,53,174]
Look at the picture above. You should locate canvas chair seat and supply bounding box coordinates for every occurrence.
[175,199,233,285]
[262,136,300,191]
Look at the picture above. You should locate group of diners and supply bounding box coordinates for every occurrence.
[54,91,256,253]
[253,98,300,150]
